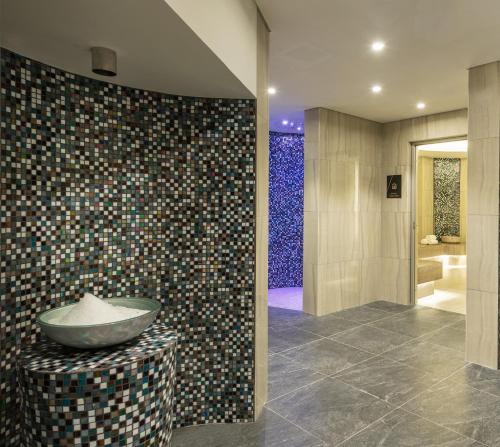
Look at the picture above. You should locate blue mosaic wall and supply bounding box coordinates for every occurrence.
[268,132,304,288]
[433,158,461,239]
[0,49,256,445]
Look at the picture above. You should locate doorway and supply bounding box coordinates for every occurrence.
[411,139,467,314]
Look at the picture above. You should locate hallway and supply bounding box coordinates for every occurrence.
[174,301,500,446]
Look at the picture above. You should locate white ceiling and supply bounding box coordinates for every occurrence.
[1,0,253,99]
[257,0,500,132]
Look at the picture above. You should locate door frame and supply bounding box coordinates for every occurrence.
[409,136,468,305]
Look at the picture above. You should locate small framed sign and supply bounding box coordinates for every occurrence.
[386,175,402,198]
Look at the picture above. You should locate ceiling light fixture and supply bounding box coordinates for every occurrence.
[282,119,289,125]
[417,102,426,109]
[297,126,302,131]
[268,87,277,95]
[371,41,385,52]
[371,84,382,93]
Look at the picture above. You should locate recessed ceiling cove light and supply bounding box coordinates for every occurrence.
[417,140,468,152]
[282,119,289,125]
[417,102,426,109]
[371,84,382,93]
[268,87,277,95]
[371,41,385,52]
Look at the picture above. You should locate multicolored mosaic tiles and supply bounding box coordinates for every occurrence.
[0,49,256,445]
[17,324,177,446]
[268,132,304,288]
[433,158,461,239]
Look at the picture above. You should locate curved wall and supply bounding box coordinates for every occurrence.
[0,49,256,444]
[268,132,304,288]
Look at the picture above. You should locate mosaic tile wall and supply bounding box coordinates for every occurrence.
[433,158,461,240]
[18,324,177,446]
[0,48,256,444]
[268,132,304,288]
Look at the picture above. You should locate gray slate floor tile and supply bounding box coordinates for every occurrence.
[292,314,360,337]
[420,324,465,352]
[267,377,393,445]
[269,326,320,354]
[334,357,438,406]
[366,300,414,314]
[172,407,325,447]
[450,319,466,332]
[369,311,443,338]
[402,378,500,446]
[411,306,465,325]
[331,305,390,323]
[331,324,413,355]
[268,354,324,401]
[282,338,374,375]
[382,340,466,381]
[449,363,500,397]
[268,306,314,328]
[340,409,479,447]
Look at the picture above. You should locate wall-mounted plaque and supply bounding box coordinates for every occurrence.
[386,175,402,198]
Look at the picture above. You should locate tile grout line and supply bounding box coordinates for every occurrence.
[264,406,326,446]
[271,303,413,333]
[324,313,467,362]
[336,362,485,446]
[270,306,467,402]
[271,306,420,355]
[266,375,328,404]
[268,304,472,445]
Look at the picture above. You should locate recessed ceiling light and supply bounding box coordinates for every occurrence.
[417,102,426,109]
[371,84,382,93]
[297,126,302,131]
[371,41,385,52]
[290,122,294,126]
[282,119,288,125]
[268,87,277,95]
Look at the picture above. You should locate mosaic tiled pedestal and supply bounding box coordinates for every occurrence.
[17,324,177,447]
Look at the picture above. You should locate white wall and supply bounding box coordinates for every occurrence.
[165,0,258,97]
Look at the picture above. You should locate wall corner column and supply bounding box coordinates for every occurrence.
[303,108,383,316]
[254,8,269,417]
[466,61,500,369]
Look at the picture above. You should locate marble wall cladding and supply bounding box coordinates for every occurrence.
[0,49,257,443]
[304,108,382,316]
[433,158,461,239]
[467,62,500,369]
[255,10,269,417]
[268,132,304,288]
[381,109,468,305]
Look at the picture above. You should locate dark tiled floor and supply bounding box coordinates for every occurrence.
[173,301,499,446]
